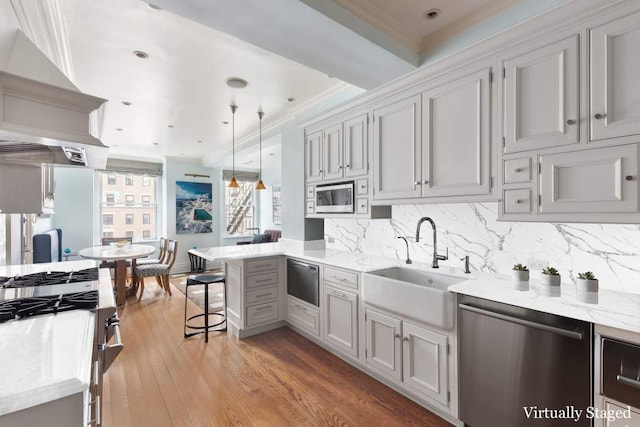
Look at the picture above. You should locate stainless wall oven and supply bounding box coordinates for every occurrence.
[315,181,354,213]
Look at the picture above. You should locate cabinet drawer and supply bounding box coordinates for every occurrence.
[306,185,314,199]
[356,178,368,195]
[306,201,314,214]
[503,189,532,214]
[286,297,320,336]
[356,198,369,214]
[324,266,358,289]
[245,257,279,274]
[246,286,278,305]
[246,301,279,327]
[246,271,279,289]
[504,158,532,184]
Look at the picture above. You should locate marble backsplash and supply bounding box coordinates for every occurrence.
[324,203,640,294]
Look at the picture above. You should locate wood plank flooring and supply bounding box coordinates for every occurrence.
[101,278,452,427]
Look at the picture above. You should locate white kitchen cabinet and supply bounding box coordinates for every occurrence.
[365,308,450,405]
[305,130,323,183]
[372,93,422,200]
[602,400,640,427]
[504,36,580,152]
[421,67,491,197]
[322,285,358,357]
[0,162,54,214]
[539,144,639,214]
[591,11,640,141]
[286,296,320,336]
[322,123,344,181]
[344,113,369,178]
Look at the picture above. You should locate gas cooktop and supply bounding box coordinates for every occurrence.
[0,267,100,323]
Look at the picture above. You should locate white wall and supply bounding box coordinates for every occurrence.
[325,203,640,294]
[51,167,94,254]
[164,158,220,272]
[258,144,282,234]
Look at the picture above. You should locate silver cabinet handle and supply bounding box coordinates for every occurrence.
[330,290,346,298]
[514,168,521,173]
[625,175,635,181]
[338,166,343,169]
[394,333,401,339]
[332,276,346,282]
[255,293,272,298]
[514,199,522,204]
[359,185,366,189]
[617,374,640,390]
[359,204,366,208]
[255,305,272,312]
[345,164,351,167]
[566,119,576,125]
[459,303,584,340]
[254,278,273,283]
[594,113,605,120]
[414,181,421,185]
[101,323,123,372]
[402,336,409,342]
[423,180,429,184]
[294,304,307,312]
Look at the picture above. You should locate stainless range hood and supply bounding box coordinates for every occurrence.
[0,32,109,169]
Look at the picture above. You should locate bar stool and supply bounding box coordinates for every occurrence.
[184,252,226,342]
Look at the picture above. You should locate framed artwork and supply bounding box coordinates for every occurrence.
[272,185,282,225]
[175,181,213,234]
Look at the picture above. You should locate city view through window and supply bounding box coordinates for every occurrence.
[100,172,158,241]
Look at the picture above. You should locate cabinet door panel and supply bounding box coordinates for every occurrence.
[305,130,323,183]
[402,322,448,405]
[345,114,368,178]
[423,68,491,197]
[540,144,638,213]
[372,94,422,200]
[591,12,640,141]
[323,286,358,357]
[505,36,579,152]
[365,308,402,380]
[323,123,344,180]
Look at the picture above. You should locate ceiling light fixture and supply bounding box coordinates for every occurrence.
[153,142,159,146]
[256,110,266,190]
[116,128,123,131]
[121,101,132,106]
[146,2,161,10]
[133,50,149,59]
[423,8,440,20]
[222,121,229,125]
[287,97,296,102]
[228,104,239,188]
[168,124,174,128]
[226,77,248,89]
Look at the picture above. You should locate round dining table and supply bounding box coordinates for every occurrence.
[79,244,156,305]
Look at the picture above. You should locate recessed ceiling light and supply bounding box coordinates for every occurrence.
[226,77,249,89]
[222,121,229,125]
[197,140,203,143]
[133,50,149,59]
[268,153,275,156]
[121,101,132,106]
[423,8,440,20]
[180,152,184,155]
[287,97,296,102]
[113,144,118,147]
[168,124,174,128]
[116,128,123,131]
[153,142,159,145]
[146,2,161,10]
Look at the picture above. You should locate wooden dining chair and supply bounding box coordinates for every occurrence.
[134,239,178,300]
[133,238,168,289]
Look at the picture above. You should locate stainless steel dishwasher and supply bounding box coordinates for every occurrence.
[458,294,592,427]
[286,259,319,306]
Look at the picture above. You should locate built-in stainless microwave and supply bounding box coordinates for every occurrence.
[315,181,354,213]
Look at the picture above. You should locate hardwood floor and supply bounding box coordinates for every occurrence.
[102,278,452,427]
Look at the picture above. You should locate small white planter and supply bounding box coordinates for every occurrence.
[540,274,561,287]
[512,270,529,290]
[576,278,599,292]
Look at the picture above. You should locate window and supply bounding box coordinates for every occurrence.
[225,180,255,236]
[103,231,113,238]
[103,214,113,225]
[99,171,159,241]
[125,231,134,238]
[142,176,150,187]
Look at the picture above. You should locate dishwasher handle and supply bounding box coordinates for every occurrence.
[459,303,584,341]
[617,374,640,390]
[288,260,318,271]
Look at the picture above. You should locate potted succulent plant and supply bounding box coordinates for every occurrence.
[576,271,598,292]
[541,267,561,286]
[512,263,529,283]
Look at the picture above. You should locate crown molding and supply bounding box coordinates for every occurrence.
[10,0,75,82]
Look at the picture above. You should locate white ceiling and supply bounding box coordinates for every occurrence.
[61,0,345,162]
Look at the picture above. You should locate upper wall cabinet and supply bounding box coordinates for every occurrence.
[590,11,640,142]
[422,68,491,198]
[372,93,422,200]
[372,68,492,202]
[305,114,369,185]
[503,36,580,153]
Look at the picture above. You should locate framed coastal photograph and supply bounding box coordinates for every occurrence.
[175,181,213,234]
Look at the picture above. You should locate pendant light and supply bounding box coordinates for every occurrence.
[228,104,239,188]
[256,110,266,190]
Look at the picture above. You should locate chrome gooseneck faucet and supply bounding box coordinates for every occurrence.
[416,217,448,268]
[397,236,412,264]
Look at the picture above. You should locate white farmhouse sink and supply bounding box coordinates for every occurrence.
[362,267,464,331]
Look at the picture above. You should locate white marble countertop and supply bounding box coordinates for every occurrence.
[0,259,99,277]
[192,241,640,335]
[0,310,95,416]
